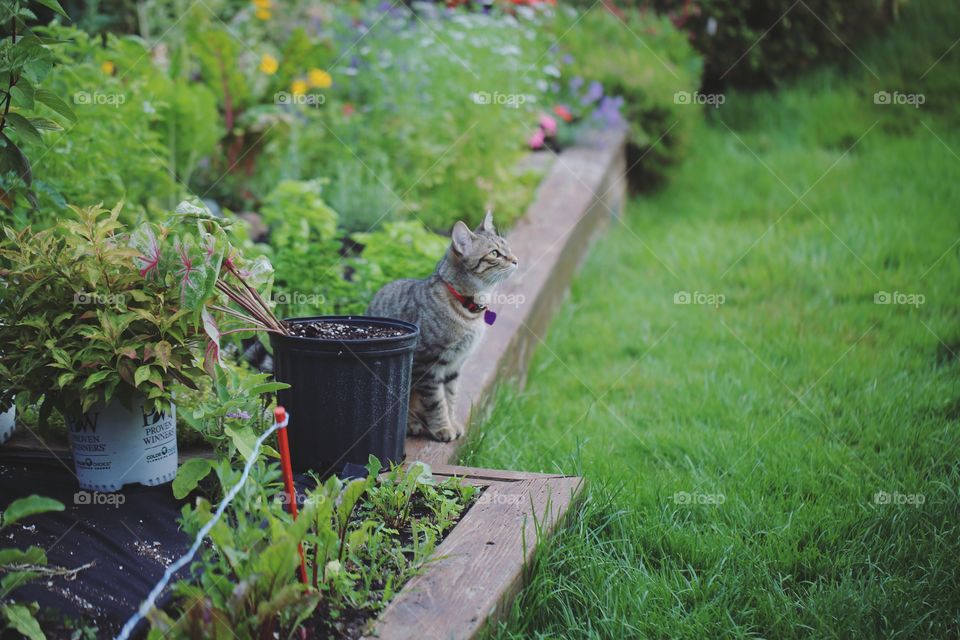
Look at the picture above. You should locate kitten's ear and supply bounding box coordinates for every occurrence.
[451,221,474,255]
[479,210,495,234]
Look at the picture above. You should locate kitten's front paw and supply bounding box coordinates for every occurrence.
[429,424,459,442]
[407,418,424,436]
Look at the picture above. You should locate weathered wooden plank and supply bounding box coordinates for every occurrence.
[425,463,572,482]
[406,126,628,467]
[366,474,584,640]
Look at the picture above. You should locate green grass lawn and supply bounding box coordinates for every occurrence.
[460,3,960,638]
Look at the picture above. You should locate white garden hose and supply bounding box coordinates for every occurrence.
[115,412,288,640]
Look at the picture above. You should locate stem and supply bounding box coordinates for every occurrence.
[0,16,17,136]
[227,262,284,328]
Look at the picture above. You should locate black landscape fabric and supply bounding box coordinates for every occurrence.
[0,451,191,638]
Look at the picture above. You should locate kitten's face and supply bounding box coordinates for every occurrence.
[451,212,518,285]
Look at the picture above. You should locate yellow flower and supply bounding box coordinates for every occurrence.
[254,7,271,20]
[307,68,332,89]
[101,60,115,75]
[291,80,308,96]
[259,54,279,75]
[252,0,271,7]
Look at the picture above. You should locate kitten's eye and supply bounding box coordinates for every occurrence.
[490,250,501,258]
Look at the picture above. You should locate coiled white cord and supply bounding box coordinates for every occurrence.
[115,413,288,640]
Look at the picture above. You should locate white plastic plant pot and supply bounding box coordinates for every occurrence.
[65,398,178,492]
[0,404,14,445]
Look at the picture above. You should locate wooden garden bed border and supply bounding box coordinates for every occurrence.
[407,124,629,466]
[364,464,584,640]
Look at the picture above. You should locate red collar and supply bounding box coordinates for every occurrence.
[442,280,486,314]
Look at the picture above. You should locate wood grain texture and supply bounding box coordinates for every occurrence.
[366,469,584,640]
[406,126,628,467]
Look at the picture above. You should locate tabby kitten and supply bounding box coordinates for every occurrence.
[367,212,518,441]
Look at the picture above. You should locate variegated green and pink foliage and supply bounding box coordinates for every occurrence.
[130,201,287,378]
[0,201,282,424]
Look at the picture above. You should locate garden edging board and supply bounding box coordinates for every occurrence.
[406,124,629,466]
[365,464,584,640]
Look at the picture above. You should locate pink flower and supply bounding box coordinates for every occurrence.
[528,128,545,150]
[539,114,558,137]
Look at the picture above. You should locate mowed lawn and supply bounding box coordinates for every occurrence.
[460,4,960,638]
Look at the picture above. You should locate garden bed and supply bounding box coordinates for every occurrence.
[0,456,580,639]
[364,465,583,640]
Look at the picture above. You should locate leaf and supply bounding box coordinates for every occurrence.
[10,84,35,110]
[4,113,42,144]
[154,340,172,369]
[34,89,77,123]
[0,603,46,640]
[366,455,382,478]
[130,225,162,280]
[0,546,45,566]
[134,365,152,388]
[0,133,32,185]
[1,495,64,529]
[33,0,69,19]
[246,381,290,395]
[225,424,258,462]
[82,370,112,389]
[172,458,214,499]
[28,117,62,131]
[337,478,367,525]
[202,308,223,377]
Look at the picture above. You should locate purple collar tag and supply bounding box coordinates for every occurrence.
[483,309,497,326]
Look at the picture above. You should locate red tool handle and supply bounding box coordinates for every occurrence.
[275,406,308,585]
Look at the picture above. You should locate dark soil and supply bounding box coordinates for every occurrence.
[285,320,410,340]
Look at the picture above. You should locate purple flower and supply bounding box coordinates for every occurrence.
[562,54,574,65]
[569,76,584,93]
[581,80,604,106]
[592,95,624,128]
[226,410,251,420]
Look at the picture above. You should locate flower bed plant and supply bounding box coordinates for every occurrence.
[150,458,477,640]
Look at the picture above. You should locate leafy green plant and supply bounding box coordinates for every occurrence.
[0,494,65,640]
[154,456,476,639]
[347,220,449,313]
[148,461,319,640]
[649,0,903,87]
[555,7,702,183]
[172,363,288,490]
[0,203,209,423]
[0,0,76,215]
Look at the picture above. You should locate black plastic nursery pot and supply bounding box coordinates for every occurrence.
[269,316,419,475]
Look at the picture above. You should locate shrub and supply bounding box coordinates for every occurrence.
[0,204,209,423]
[351,220,450,310]
[555,6,703,182]
[5,24,222,227]
[650,0,902,87]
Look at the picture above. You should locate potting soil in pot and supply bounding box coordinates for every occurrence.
[285,320,410,340]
